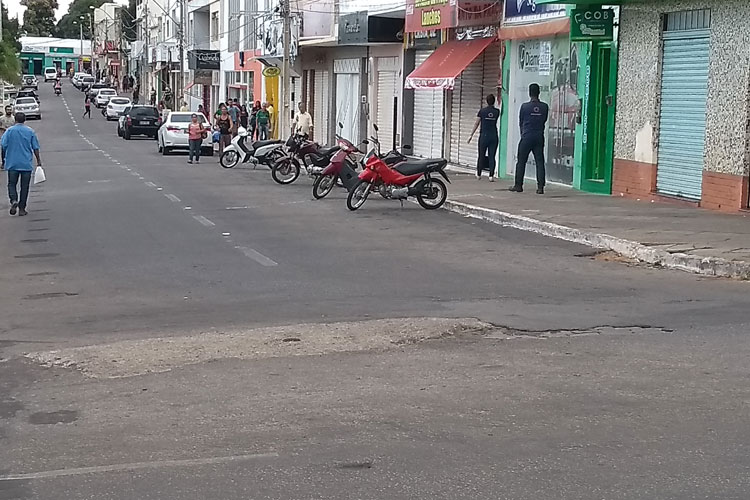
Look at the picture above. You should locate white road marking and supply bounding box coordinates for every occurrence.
[225,206,248,210]
[157,187,163,191]
[144,181,157,187]
[192,215,215,227]
[184,206,192,210]
[87,180,111,184]
[235,246,278,267]
[130,172,139,176]
[164,194,181,202]
[0,452,279,481]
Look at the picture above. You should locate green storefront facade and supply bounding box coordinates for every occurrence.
[20,47,86,76]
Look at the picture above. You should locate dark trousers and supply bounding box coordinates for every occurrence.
[188,139,202,162]
[477,134,499,177]
[8,170,32,209]
[83,106,91,118]
[515,135,546,188]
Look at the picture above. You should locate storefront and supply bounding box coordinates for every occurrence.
[501,2,577,185]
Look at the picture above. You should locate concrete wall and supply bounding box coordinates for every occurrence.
[614,1,750,178]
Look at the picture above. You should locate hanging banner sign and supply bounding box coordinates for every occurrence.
[570,8,614,41]
[262,66,281,77]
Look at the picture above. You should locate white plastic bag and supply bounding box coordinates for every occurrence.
[34,166,46,184]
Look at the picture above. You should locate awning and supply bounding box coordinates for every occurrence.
[228,83,248,90]
[109,60,121,67]
[405,37,495,90]
[185,81,195,91]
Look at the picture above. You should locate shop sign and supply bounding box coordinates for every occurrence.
[409,29,443,49]
[570,8,614,42]
[262,66,281,78]
[194,70,213,85]
[188,50,220,70]
[339,11,368,44]
[405,0,455,33]
[456,2,502,28]
[504,1,567,25]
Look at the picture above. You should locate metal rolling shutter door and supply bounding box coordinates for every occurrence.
[656,30,710,200]
[449,56,483,166]
[412,50,444,158]
[377,70,398,152]
[313,70,329,145]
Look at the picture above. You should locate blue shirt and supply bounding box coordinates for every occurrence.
[1,124,40,172]
[228,105,239,122]
[519,100,549,139]
[477,105,500,137]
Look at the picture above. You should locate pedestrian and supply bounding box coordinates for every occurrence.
[249,100,261,140]
[467,94,500,182]
[180,100,189,112]
[187,113,206,164]
[132,85,140,105]
[2,112,42,217]
[215,104,233,156]
[267,101,275,137]
[0,105,16,170]
[510,83,549,194]
[83,95,92,119]
[198,104,208,122]
[122,75,128,91]
[227,99,239,136]
[256,102,271,140]
[239,104,249,130]
[291,102,313,138]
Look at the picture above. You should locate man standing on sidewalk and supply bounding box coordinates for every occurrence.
[1,113,42,216]
[0,105,15,170]
[467,94,500,181]
[510,83,549,194]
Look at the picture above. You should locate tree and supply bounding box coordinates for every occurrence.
[21,0,59,37]
[56,0,106,39]
[1,3,21,83]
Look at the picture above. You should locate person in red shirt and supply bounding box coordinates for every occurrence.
[187,113,206,164]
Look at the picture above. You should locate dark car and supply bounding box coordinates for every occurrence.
[122,106,161,140]
[17,89,40,103]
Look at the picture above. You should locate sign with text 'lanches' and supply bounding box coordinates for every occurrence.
[570,8,614,42]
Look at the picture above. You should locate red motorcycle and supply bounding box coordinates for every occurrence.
[346,150,450,211]
[271,134,341,185]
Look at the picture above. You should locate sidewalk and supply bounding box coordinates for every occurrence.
[444,171,750,279]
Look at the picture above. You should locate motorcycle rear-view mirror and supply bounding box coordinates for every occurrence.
[373,124,379,132]
[362,139,369,144]
[338,122,344,129]
[401,144,413,150]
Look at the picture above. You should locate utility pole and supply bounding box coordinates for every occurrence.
[281,0,291,136]
[177,0,185,110]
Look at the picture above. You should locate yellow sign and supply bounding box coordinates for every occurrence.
[262,66,281,77]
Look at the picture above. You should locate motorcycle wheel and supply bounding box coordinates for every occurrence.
[347,180,371,211]
[312,174,337,200]
[416,178,448,210]
[220,150,239,169]
[271,157,301,185]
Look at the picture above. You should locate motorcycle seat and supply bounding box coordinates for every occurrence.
[309,146,341,166]
[394,158,447,176]
[252,139,283,149]
[315,145,340,157]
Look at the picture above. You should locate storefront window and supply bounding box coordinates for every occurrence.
[507,36,578,185]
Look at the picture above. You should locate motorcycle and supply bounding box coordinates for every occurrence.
[346,143,450,211]
[54,84,62,96]
[271,134,341,185]
[220,127,284,169]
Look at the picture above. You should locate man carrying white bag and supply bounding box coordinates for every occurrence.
[1,112,43,217]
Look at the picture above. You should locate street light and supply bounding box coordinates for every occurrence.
[72,15,86,71]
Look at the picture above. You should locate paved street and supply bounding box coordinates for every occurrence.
[1,85,750,499]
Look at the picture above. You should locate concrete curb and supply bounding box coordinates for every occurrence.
[443,199,750,280]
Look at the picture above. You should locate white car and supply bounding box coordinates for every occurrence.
[106,97,131,120]
[13,97,41,119]
[21,75,38,90]
[44,67,58,82]
[78,76,95,90]
[157,112,213,156]
[72,72,89,87]
[95,88,117,107]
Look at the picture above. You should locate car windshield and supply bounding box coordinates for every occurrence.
[170,114,205,123]
[16,98,36,104]
[111,98,130,105]
[131,107,159,118]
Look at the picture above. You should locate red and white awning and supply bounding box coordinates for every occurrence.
[405,37,496,90]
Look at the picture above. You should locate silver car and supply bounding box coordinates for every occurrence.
[13,97,41,119]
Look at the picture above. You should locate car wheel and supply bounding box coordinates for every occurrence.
[162,146,170,156]
[124,130,131,140]
[157,140,162,153]
[117,127,122,137]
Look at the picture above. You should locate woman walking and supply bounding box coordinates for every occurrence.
[215,105,233,157]
[187,113,206,164]
[239,104,249,130]
[83,95,92,119]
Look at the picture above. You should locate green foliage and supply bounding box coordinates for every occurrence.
[2,3,21,51]
[21,0,59,37]
[1,3,21,83]
[55,0,106,39]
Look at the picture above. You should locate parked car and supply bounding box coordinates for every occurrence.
[13,97,41,119]
[72,72,89,87]
[95,88,117,108]
[78,76,95,91]
[122,105,161,140]
[157,112,213,156]
[44,67,58,82]
[16,89,40,103]
[106,97,131,120]
[117,106,132,136]
[21,75,38,90]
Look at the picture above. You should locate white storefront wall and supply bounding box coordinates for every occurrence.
[334,58,362,143]
[412,49,444,158]
[370,47,402,153]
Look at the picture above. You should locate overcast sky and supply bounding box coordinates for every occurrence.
[5,0,128,25]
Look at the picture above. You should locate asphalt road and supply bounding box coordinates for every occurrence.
[1,84,749,499]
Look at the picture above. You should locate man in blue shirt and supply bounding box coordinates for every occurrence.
[1,113,43,216]
[468,94,501,181]
[510,83,549,194]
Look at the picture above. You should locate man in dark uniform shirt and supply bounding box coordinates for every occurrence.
[510,83,549,194]
[468,94,500,181]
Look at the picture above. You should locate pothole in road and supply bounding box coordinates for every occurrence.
[28,410,78,425]
[25,318,492,379]
[483,325,672,340]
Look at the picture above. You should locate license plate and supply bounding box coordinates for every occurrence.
[140,121,150,125]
